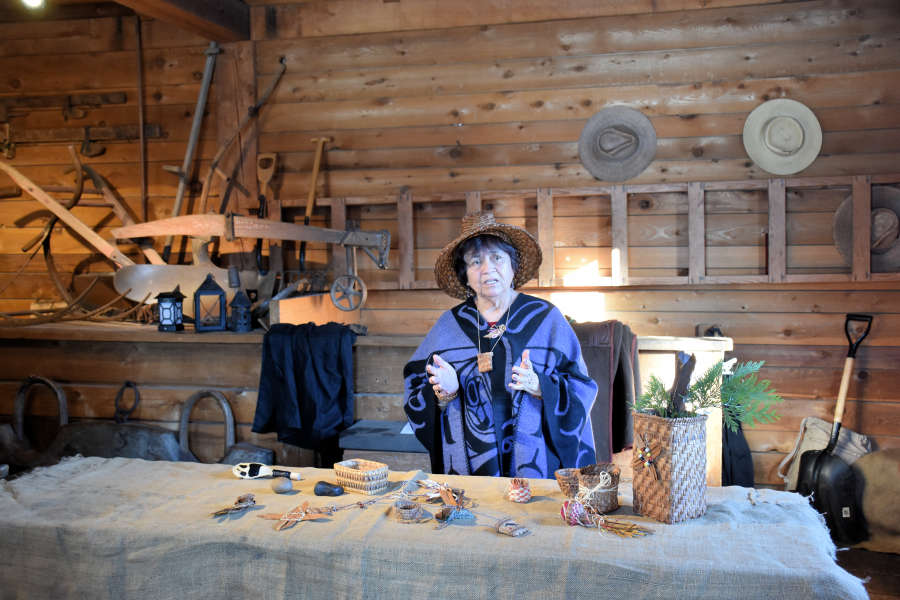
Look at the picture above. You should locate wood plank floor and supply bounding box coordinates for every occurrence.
[837,549,900,600]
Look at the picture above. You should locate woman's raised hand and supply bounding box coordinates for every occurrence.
[510,349,541,397]
[426,353,459,398]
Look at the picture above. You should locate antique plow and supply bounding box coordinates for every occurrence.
[112,214,390,311]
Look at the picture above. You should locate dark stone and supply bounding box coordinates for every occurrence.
[314,481,344,496]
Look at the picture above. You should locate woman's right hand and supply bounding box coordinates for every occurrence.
[426,353,459,398]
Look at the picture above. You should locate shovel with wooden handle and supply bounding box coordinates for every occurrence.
[796,313,873,545]
[300,137,329,271]
[254,153,277,274]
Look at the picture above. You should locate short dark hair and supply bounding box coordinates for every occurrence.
[453,234,520,293]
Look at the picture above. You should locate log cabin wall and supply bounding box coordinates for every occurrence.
[1,0,899,485]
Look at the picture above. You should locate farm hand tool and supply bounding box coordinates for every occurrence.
[797,313,873,545]
[300,137,330,271]
[113,214,389,310]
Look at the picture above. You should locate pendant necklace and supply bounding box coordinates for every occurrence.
[476,301,512,373]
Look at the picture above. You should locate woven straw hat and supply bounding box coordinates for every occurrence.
[578,106,657,182]
[742,99,822,175]
[434,212,542,299]
[833,185,900,272]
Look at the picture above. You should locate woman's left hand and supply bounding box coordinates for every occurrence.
[510,349,541,397]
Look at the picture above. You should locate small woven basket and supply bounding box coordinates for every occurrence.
[554,468,580,498]
[632,412,707,524]
[576,463,620,514]
[333,458,390,495]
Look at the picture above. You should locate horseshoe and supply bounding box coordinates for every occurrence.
[14,376,68,444]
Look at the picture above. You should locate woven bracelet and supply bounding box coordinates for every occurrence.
[435,389,458,407]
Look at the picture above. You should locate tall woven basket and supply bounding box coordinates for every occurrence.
[632,412,708,524]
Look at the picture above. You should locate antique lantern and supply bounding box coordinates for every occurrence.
[193,273,226,332]
[229,290,252,333]
[155,285,185,332]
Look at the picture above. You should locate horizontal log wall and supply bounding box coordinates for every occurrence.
[1,1,899,485]
[252,0,900,198]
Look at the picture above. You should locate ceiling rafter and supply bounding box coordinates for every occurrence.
[114,0,249,42]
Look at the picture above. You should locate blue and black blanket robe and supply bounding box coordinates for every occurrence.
[403,293,599,478]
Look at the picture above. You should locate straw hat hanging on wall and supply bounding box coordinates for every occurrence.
[578,106,657,182]
[742,99,822,175]
[833,185,900,273]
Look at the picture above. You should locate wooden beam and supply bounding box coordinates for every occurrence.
[767,178,786,283]
[0,160,134,268]
[688,181,705,284]
[465,191,481,214]
[537,188,553,287]
[397,189,414,289]
[330,197,347,276]
[852,175,872,281]
[111,214,386,248]
[610,185,628,286]
[115,0,249,42]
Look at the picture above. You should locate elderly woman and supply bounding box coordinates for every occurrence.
[403,212,598,478]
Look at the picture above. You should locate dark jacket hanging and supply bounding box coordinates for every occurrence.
[722,422,755,487]
[572,320,640,463]
[252,322,357,450]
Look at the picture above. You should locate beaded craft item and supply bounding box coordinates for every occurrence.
[506,478,532,503]
[210,493,257,517]
[632,433,662,480]
[494,517,531,537]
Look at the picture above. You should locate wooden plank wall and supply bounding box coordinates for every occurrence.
[1,0,899,485]
[0,16,217,313]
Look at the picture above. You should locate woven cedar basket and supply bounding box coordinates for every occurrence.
[554,468,580,498]
[333,458,390,495]
[576,463,620,514]
[632,412,708,524]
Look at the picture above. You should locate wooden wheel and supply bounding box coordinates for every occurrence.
[330,274,367,311]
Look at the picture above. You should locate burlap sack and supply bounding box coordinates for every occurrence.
[853,448,900,554]
[776,416,872,491]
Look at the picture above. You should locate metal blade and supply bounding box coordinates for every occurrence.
[113,264,264,318]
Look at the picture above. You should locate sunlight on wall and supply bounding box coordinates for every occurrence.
[611,247,624,284]
[549,260,608,323]
[549,291,606,324]
[562,260,604,287]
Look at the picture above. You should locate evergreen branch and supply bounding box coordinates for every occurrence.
[632,374,670,417]
[635,358,783,432]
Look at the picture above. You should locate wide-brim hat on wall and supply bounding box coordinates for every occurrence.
[742,98,822,175]
[578,105,657,182]
[833,185,900,273]
[434,212,542,299]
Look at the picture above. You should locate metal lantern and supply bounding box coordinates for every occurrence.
[155,285,185,332]
[193,273,227,332]
[229,290,252,333]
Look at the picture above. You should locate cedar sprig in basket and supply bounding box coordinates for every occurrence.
[333,458,390,495]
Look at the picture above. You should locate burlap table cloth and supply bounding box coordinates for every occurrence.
[0,456,866,599]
